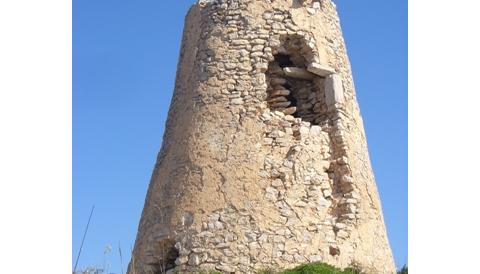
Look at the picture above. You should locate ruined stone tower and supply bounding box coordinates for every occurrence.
[129,0,396,273]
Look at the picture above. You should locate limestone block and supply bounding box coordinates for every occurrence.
[307,62,336,77]
[309,255,322,262]
[283,67,316,80]
[231,39,250,46]
[271,101,291,108]
[299,125,310,138]
[255,62,268,72]
[252,39,266,45]
[306,7,316,15]
[263,137,273,145]
[271,89,291,97]
[341,175,354,184]
[270,77,287,85]
[231,98,244,105]
[198,0,215,6]
[285,126,293,135]
[176,255,188,265]
[263,12,273,20]
[216,264,235,273]
[282,107,297,115]
[323,189,332,198]
[325,74,345,109]
[261,112,271,121]
[188,254,200,266]
[309,125,322,136]
[268,96,288,103]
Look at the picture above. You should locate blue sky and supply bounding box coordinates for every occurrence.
[73,0,407,272]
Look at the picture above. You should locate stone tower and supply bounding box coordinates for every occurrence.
[129,0,396,273]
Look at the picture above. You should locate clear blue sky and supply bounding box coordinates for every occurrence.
[73,0,407,272]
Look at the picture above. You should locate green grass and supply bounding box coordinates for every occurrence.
[278,262,361,274]
[256,262,408,274]
[137,262,407,274]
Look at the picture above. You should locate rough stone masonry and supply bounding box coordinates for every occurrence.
[128,0,396,273]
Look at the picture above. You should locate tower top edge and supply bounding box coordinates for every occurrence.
[194,0,336,8]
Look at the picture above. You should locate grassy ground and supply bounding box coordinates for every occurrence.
[258,262,408,274]
[85,262,408,274]
[257,263,360,274]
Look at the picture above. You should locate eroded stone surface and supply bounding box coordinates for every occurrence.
[128,1,396,274]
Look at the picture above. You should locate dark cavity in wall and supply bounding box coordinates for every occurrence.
[150,238,179,274]
[265,35,329,126]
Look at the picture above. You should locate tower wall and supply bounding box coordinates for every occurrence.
[129,0,396,273]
